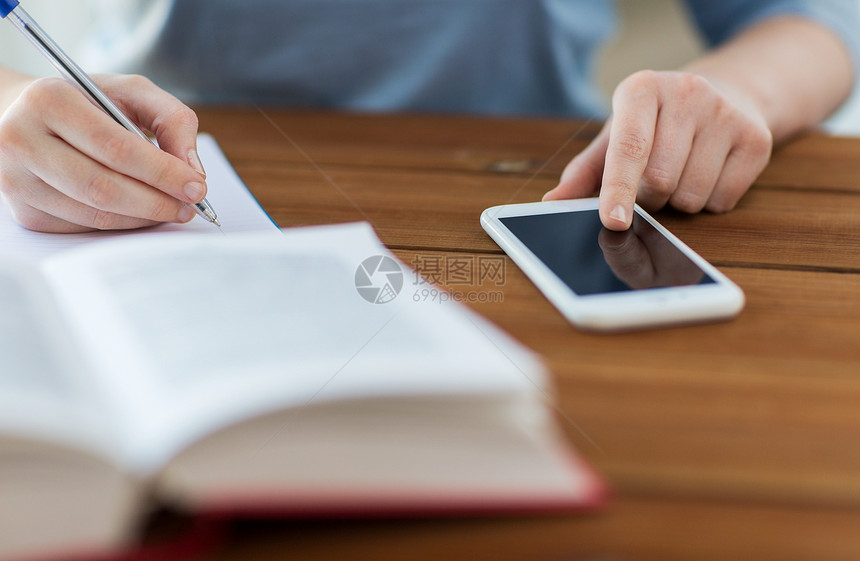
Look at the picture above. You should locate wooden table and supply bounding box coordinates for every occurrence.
[189,108,860,561]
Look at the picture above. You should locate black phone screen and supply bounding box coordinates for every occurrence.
[499,210,716,296]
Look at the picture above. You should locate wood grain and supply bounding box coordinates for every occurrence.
[227,162,860,270]
[198,107,601,177]
[209,497,860,561]
[392,251,860,505]
[190,108,860,560]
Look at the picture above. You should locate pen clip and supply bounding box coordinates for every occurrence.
[0,0,20,19]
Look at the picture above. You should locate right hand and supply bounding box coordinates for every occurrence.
[0,74,207,233]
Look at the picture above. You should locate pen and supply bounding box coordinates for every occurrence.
[0,0,220,226]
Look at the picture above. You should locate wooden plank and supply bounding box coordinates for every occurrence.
[232,162,860,271]
[758,133,860,193]
[208,496,860,561]
[198,108,860,194]
[197,108,598,177]
[653,188,860,272]
[391,250,860,507]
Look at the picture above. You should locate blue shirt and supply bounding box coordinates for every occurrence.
[83,0,860,117]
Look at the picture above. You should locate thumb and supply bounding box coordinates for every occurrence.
[543,121,610,201]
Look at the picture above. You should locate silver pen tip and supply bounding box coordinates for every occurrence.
[193,199,220,226]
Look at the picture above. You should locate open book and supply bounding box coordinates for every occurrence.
[0,141,605,561]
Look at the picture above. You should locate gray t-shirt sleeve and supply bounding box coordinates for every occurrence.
[684,0,860,70]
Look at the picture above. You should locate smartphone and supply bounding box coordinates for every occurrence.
[480,198,744,331]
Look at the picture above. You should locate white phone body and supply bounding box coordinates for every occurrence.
[481,199,745,332]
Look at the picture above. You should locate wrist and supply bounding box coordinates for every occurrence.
[684,69,773,137]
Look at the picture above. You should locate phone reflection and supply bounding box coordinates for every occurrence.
[597,216,706,290]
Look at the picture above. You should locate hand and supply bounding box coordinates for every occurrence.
[597,219,705,289]
[544,70,772,230]
[0,74,207,233]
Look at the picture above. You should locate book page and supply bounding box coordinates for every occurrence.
[0,134,279,264]
[160,394,602,514]
[0,262,115,457]
[0,132,276,462]
[40,223,544,473]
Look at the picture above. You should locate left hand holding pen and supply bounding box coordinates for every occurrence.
[543,70,772,230]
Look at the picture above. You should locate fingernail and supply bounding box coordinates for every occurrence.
[542,186,559,201]
[184,182,206,202]
[610,204,628,225]
[177,206,196,223]
[188,149,206,178]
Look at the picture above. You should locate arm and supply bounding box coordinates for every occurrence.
[685,17,853,142]
[0,67,207,233]
[544,17,855,230]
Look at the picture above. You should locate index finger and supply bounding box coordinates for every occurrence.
[41,79,206,205]
[102,75,205,177]
[600,76,659,230]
